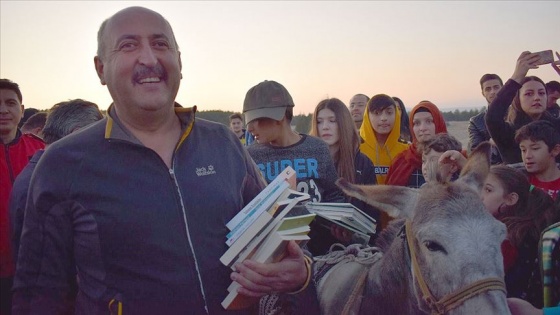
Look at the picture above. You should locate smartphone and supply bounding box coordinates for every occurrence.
[533,50,554,65]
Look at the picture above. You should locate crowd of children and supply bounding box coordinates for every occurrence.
[228,50,560,312]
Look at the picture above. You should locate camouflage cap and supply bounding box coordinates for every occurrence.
[243,80,294,124]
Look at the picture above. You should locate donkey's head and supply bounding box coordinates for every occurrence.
[337,142,510,314]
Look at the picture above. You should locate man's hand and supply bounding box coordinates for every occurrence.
[230,241,308,297]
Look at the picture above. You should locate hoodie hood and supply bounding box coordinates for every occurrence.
[359,104,408,184]
[409,101,448,144]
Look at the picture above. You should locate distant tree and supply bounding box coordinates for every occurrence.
[197,110,231,126]
[441,108,481,122]
[293,113,312,134]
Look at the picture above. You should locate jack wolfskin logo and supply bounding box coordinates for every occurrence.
[196,165,216,177]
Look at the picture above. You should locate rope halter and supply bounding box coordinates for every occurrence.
[405,221,506,314]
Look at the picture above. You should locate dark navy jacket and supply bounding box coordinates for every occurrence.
[12,106,319,315]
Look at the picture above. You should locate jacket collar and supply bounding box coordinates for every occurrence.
[104,103,196,148]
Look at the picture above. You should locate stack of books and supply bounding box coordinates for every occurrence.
[219,166,315,310]
[305,202,376,243]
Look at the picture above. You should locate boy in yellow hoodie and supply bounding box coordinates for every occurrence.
[359,94,409,184]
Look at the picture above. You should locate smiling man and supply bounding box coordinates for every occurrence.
[0,79,44,315]
[13,7,318,315]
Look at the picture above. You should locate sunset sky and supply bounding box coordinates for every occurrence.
[1,1,559,115]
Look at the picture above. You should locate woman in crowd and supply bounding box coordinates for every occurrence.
[386,100,448,188]
[310,98,378,218]
[393,96,411,143]
[486,51,560,164]
[309,98,380,249]
[481,165,560,308]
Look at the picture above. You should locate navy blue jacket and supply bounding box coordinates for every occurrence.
[12,106,319,314]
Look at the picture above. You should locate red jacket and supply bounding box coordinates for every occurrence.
[1,131,44,277]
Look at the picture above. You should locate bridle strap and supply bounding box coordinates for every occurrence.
[405,221,506,314]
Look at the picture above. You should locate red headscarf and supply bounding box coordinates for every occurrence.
[386,101,447,186]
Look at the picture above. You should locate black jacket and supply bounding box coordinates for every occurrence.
[13,106,319,315]
[486,79,560,164]
[468,109,502,164]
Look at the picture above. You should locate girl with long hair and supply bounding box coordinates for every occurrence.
[481,165,560,308]
[309,98,379,248]
[486,51,560,164]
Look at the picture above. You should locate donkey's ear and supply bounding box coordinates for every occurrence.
[457,141,491,193]
[336,178,419,220]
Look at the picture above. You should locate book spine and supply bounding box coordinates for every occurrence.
[226,166,294,230]
[226,180,289,245]
[230,198,300,266]
[220,211,274,267]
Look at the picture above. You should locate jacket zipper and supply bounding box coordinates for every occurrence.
[169,167,210,314]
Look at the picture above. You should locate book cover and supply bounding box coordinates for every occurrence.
[226,180,290,246]
[305,202,376,235]
[221,214,314,311]
[220,190,311,310]
[250,213,315,263]
[220,189,309,268]
[226,166,296,231]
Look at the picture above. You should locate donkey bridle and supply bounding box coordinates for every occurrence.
[404,220,506,314]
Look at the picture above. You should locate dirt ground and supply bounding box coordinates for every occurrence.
[446,121,470,150]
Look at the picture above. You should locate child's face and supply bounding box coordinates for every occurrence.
[480,173,509,217]
[368,106,395,136]
[246,117,281,144]
[422,150,452,182]
[519,139,557,175]
[316,108,339,147]
[412,111,436,143]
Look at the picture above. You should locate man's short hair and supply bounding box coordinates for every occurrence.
[514,120,560,151]
[367,94,395,112]
[21,112,47,132]
[229,113,243,122]
[351,94,370,103]
[96,7,179,59]
[422,133,463,155]
[479,74,503,89]
[19,108,39,128]
[546,81,560,93]
[0,78,23,103]
[41,99,104,145]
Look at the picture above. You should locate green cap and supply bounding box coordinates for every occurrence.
[243,80,294,124]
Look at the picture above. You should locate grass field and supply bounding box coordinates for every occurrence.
[446,121,470,150]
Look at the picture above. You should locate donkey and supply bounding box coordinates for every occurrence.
[315,143,511,314]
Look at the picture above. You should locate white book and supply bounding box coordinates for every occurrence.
[220,189,309,268]
[221,212,314,311]
[226,166,296,231]
[226,180,290,246]
[250,213,315,263]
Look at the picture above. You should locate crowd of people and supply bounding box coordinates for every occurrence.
[1,5,560,315]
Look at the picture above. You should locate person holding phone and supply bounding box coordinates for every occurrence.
[485,51,560,164]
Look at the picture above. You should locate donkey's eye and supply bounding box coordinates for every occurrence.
[423,241,446,253]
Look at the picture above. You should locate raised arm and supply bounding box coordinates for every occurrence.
[551,51,560,76]
[485,52,541,163]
